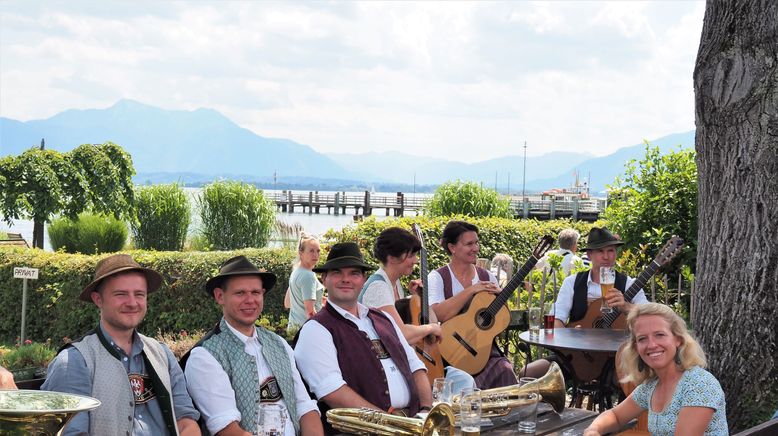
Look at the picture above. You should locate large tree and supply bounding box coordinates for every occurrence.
[694,0,778,430]
[0,142,135,249]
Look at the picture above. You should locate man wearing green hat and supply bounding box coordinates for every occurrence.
[182,256,322,436]
[294,242,433,431]
[42,254,200,436]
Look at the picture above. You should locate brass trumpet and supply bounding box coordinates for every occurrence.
[451,361,566,417]
[0,390,101,435]
[326,403,455,436]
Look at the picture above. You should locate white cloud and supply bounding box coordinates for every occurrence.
[0,0,704,160]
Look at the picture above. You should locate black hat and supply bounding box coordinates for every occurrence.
[313,242,375,273]
[583,227,625,251]
[205,255,277,296]
[80,254,164,302]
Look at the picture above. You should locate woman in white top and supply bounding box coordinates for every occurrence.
[286,233,325,334]
[360,227,442,344]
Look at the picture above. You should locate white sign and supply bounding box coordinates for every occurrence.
[13,267,39,280]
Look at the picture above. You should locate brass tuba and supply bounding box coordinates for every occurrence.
[451,361,566,417]
[326,403,455,436]
[0,390,101,435]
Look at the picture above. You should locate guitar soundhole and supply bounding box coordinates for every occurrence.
[476,310,494,330]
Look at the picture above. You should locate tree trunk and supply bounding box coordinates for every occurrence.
[32,219,45,249]
[693,0,778,431]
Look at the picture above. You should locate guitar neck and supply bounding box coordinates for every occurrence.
[419,248,430,324]
[486,255,540,315]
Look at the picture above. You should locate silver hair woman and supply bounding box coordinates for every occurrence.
[584,303,728,436]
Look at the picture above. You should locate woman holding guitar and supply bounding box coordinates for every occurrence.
[359,226,443,345]
[428,220,518,389]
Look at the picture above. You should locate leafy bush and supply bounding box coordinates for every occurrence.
[425,181,512,218]
[48,212,128,254]
[604,144,697,270]
[197,181,275,250]
[0,341,56,371]
[0,247,295,345]
[131,184,191,251]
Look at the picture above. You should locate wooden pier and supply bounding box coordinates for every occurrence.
[266,191,606,221]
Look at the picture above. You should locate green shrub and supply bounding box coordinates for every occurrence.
[0,341,56,370]
[0,247,295,344]
[425,181,512,218]
[197,181,275,250]
[48,213,127,254]
[131,184,191,251]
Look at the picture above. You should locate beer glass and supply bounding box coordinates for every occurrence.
[599,266,616,314]
[528,307,542,338]
[432,377,452,406]
[517,377,539,434]
[258,403,286,436]
[543,301,555,334]
[459,387,482,436]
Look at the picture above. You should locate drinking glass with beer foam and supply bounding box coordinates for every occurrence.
[599,266,616,314]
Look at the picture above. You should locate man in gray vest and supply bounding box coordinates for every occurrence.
[42,254,200,436]
[294,243,433,432]
[182,256,322,436]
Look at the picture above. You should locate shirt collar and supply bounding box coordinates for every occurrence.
[223,318,258,344]
[99,321,142,356]
[328,300,370,320]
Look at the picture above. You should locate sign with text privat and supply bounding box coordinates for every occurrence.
[14,267,39,280]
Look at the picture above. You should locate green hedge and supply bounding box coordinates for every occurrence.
[0,247,295,345]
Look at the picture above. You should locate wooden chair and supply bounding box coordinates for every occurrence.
[732,419,778,436]
[615,344,649,434]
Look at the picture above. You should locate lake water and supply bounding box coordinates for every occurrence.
[1,189,424,251]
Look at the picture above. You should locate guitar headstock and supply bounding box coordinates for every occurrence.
[412,223,425,249]
[654,236,684,266]
[532,235,555,259]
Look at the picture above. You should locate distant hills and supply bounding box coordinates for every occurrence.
[0,99,695,193]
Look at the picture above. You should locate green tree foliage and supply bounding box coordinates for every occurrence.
[131,184,191,251]
[197,181,275,250]
[425,180,512,218]
[603,144,697,269]
[0,142,135,249]
[48,213,128,254]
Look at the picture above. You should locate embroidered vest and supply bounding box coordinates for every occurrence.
[569,270,629,322]
[313,304,420,418]
[196,319,300,435]
[71,331,178,436]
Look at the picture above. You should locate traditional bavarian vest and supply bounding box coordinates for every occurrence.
[436,265,491,301]
[185,319,299,435]
[313,304,420,419]
[569,270,629,323]
[71,329,178,436]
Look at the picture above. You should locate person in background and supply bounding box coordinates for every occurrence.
[583,303,727,436]
[42,254,200,436]
[535,228,587,275]
[286,233,324,335]
[0,365,17,389]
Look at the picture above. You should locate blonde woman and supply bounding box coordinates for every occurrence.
[584,303,727,436]
[286,233,325,334]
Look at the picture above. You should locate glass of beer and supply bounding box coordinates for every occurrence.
[459,387,482,436]
[432,377,452,406]
[600,266,616,314]
[528,307,542,338]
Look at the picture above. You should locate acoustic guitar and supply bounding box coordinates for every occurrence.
[569,236,684,330]
[408,224,445,384]
[440,235,554,375]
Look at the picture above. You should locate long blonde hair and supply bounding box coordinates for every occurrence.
[619,302,707,385]
[293,232,319,269]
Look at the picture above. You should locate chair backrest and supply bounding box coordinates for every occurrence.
[732,419,778,436]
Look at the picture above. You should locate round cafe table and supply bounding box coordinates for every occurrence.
[519,328,630,411]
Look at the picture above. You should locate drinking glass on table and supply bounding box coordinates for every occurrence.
[258,403,286,436]
[543,301,555,334]
[432,377,452,406]
[528,306,542,338]
[599,266,616,314]
[459,387,482,436]
[517,377,540,434]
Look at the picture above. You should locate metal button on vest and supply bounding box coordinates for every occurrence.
[384,390,389,395]
[129,401,133,406]
[128,415,132,421]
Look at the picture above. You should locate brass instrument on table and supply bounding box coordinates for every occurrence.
[451,362,566,417]
[326,403,455,436]
[0,390,101,435]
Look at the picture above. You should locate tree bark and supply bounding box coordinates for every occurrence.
[694,0,778,430]
[32,219,44,250]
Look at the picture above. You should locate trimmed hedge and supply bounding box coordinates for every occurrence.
[0,247,295,345]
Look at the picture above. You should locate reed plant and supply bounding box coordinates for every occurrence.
[197,181,275,250]
[48,212,127,254]
[131,184,191,251]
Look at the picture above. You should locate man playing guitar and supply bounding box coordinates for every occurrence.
[521,227,648,379]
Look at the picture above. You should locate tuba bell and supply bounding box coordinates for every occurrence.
[451,361,566,417]
[0,390,101,435]
[326,403,455,436]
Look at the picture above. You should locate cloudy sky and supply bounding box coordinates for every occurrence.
[0,1,704,160]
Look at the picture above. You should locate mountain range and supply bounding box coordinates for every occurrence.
[0,99,695,193]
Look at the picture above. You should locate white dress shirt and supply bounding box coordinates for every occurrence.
[552,270,648,323]
[294,301,425,409]
[427,266,498,306]
[185,321,319,436]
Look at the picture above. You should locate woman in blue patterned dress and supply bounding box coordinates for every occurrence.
[584,302,728,436]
